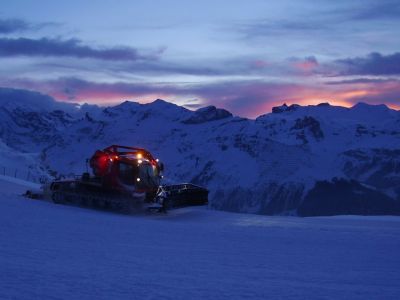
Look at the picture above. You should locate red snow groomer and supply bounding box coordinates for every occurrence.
[49,145,208,213]
[90,145,162,195]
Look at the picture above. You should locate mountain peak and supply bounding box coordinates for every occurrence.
[153,98,168,104]
[113,100,140,109]
[183,105,233,124]
[150,99,177,107]
[145,99,188,111]
[316,102,331,107]
[352,102,389,111]
[272,103,300,114]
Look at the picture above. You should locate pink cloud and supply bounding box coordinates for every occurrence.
[292,56,319,73]
[250,60,269,69]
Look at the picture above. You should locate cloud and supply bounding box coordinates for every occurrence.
[236,1,400,45]
[0,76,336,116]
[27,53,307,79]
[346,0,400,21]
[325,78,399,85]
[0,17,58,34]
[0,77,180,103]
[334,52,400,76]
[330,78,400,108]
[238,18,328,40]
[1,71,398,118]
[198,78,400,113]
[186,81,301,113]
[0,37,156,61]
[290,56,319,73]
[0,18,30,34]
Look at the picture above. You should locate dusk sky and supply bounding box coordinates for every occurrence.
[1,0,399,117]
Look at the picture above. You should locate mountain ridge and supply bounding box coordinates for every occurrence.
[1,87,399,216]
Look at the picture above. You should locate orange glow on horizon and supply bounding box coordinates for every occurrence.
[339,90,371,99]
[245,86,394,118]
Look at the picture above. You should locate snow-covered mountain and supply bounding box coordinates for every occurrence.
[1,87,400,216]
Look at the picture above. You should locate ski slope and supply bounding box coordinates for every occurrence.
[1,177,399,299]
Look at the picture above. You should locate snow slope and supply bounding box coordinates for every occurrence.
[41,99,400,216]
[0,141,47,183]
[1,87,400,216]
[1,177,400,299]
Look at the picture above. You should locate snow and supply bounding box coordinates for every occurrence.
[0,141,47,183]
[1,177,399,299]
[40,98,398,215]
[0,174,40,190]
[1,87,400,215]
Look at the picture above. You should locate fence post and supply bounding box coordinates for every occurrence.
[14,169,17,178]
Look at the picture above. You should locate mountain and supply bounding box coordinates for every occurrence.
[1,87,400,216]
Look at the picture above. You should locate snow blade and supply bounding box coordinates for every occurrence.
[159,183,208,210]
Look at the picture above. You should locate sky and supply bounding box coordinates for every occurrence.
[0,0,399,117]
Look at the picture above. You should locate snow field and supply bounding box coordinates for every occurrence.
[0,177,399,299]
